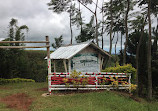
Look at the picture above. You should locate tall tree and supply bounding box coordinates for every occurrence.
[136,0,158,98]
[8,18,29,46]
[126,30,148,96]
[75,15,95,43]
[104,0,125,65]
[15,25,29,46]
[147,0,152,100]
[48,0,76,44]
[109,0,113,63]
[104,0,114,66]
[68,2,76,44]
[101,0,105,49]
[152,26,158,91]
[78,0,99,46]
[139,0,154,100]
[123,0,130,65]
[71,1,83,34]
[135,15,147,96]
[8,18,17,46]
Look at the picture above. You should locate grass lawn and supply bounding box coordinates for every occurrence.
[0,82,158,111]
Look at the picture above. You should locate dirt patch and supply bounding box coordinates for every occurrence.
[130,95,142,102]
[111,90,131,97]
[0,86,11,90]
[0,93,33,111]
[36,87,48,91]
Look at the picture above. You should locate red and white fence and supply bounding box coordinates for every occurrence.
[48,72,131,94]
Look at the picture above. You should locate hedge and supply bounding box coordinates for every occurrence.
[0,78,35,85]
[102,64,136,83]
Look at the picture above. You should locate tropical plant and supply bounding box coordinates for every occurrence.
[75,15,96,43]
[52,35,63,49]
[8,18,29,46]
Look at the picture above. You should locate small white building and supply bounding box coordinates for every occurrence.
[49,41,111,73]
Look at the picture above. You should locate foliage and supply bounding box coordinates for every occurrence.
[81,78,89,86]
[122,30,148,96]
[0,78,35,85]
[70,70,82,87]
[129,83,137,92]
[0,50,47,82]
[107,77,137,93]
[62,70,89,87]
[8,18,29,46]
[52,35,63,49]
[70,70,81,78]
[110,77,119,88]
[102,64,136,83]
[62,78,68,83]
[75,15,96,43]
[62,78,70,86]
[48,0,77,44]
[127,30,148,56]
[152,26,158,90]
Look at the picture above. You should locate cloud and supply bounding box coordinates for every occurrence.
[0,0,127,51]
[0,38,5,41]
[0,0,72,45]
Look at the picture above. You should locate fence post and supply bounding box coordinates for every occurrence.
[95,73,98,89]
[46,36,51,95]
[128,74,131,93]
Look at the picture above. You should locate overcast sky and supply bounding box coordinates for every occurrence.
[0,0,136,52]
[0,0,72,42]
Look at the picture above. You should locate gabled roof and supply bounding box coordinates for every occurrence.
[48,41,111,60]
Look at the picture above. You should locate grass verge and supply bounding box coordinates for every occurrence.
[0,82,158,111]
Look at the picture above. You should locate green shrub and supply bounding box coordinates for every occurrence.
[0,78,35,85]
[0,50,47,82]
[102,64,136,83]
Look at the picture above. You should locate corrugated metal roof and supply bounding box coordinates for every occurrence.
[47,41,111,60]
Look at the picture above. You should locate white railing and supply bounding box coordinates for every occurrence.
[48,72,131,94]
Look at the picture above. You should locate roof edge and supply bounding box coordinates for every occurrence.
[90,42,112,57]
[67,41,93,59]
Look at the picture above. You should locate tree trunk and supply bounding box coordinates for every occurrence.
[123,0,130,65]
[147,0,152,100]
[78,2,83,33]
[121,32,122,51]
[108,0,113,66]
[136,29,144,96]
[78,0,98,45]
[157,16,158,28]
[101,0,104,49]
[115,31,119,66]
[94,14,99,46]
[95,0,99,46]
[70,13,73,45]
[136,16,147,96]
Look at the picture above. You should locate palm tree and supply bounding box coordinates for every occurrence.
[9,18,17,46]
[8,18,29,46]
[15,25,29,46]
